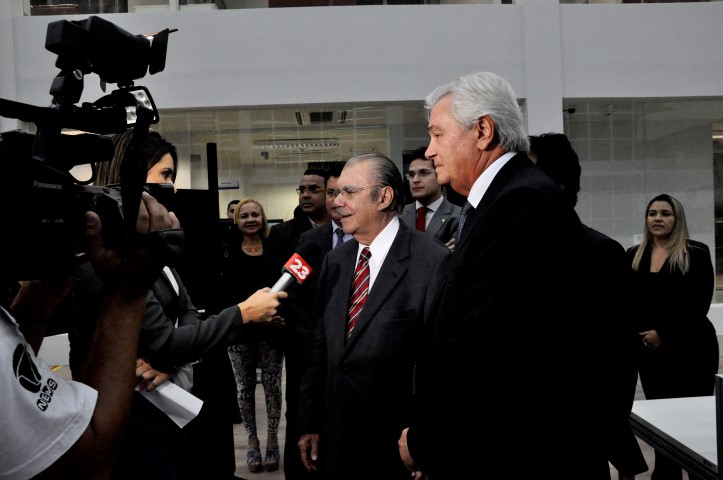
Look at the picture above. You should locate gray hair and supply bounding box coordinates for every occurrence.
[425,71,529,153]
[344,153,404,215]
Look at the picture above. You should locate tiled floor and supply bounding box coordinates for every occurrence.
[54,341,721,480]
[232,352,723,480]
[232,369,286,480]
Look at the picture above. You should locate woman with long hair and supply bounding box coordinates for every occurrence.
[628,193,719,480]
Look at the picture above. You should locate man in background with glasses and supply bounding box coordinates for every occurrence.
[283,162,350,480]
[266,167,331,267]
[400,146,461,250]
[265,167,330,478]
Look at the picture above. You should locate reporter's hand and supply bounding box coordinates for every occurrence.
[135,358,171,392]
[239,287,288,324]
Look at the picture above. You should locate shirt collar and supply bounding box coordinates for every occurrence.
[466,151,517,208]
[415,195,443,213]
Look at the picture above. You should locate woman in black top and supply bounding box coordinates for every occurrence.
[627,193,719,480]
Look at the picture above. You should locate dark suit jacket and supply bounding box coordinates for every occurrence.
[298,221,450,480]
[399,197,461,245]
[266,205,317,353]
[266,205,315,272]
[584,226,647,475]
[299,222,334,258]
[407,153,610,479]
[138,267,247,370]
[66,264,247,479]
[285,222,341,480]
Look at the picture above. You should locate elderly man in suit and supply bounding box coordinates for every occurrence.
[400,146,461,250]
[297,153,450,480]
[398,72,610,479]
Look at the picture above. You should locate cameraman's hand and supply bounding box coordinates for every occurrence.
[239,287,288,324]
[136,190,180,234]
[86,191,179,293]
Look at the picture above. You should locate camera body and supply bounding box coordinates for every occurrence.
[0,16,174,280]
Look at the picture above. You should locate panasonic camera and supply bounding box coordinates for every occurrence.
[0,16,176,280]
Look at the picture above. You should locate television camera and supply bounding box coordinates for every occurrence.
[0,16,178,280]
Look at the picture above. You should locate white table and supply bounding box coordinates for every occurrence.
[630,391,723,480]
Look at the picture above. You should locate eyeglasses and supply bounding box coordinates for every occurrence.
[338,185,384,200]
[326,189,341,197]
[405,169,434,180]
[296,185,325,195]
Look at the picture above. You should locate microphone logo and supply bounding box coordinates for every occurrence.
[284,253,311,282]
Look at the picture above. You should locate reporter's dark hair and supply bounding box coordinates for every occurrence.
[95,129,178,186]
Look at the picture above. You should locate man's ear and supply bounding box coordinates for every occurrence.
[475,115,497,150]
[376,185,393,211]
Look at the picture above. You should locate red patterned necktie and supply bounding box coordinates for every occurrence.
[416,206,427,232]
[346,247,371,341]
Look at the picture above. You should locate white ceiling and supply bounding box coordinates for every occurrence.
[156,103,429,168]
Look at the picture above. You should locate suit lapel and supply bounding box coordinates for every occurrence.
[328,240,359,354]
[457,152,531,249]
[343,225,410,352]
[426,199,450,238]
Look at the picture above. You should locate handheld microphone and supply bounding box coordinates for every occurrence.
[270,241,322,293]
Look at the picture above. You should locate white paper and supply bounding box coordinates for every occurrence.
[138,381,204,428]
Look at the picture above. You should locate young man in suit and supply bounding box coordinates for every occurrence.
[399,72,610,479]
[400,146,461,250]
[297,153,450,480]
[265,167,331,268]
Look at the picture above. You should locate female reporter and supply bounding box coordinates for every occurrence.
[68,128,285,480]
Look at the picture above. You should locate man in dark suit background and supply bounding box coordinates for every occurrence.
[264,166,329,478]
[400,146,461,250]
[399,72,610,479]
[529,132,647,479]
[297,153,450,480]
[283,162,351,480]
[265,167,331,268]
[298,162,351,257]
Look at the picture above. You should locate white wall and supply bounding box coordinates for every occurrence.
[3,3,723,282]
[4,3,723,133]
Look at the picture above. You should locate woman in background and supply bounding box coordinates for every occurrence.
[224,198,283,473]
[627,193,719,480]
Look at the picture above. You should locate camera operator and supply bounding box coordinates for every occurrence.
[0,192,179,479]
[66,128,287,480]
